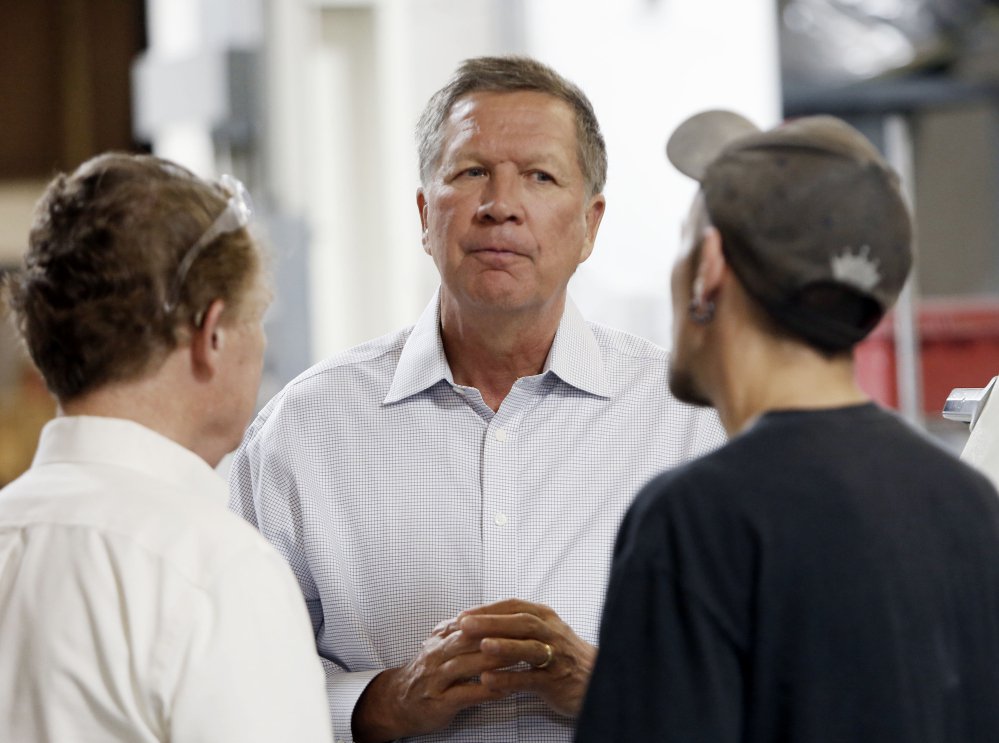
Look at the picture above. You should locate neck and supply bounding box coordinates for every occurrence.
[59,352,229,467]
[439,293,566,412]
[707,331,868,437]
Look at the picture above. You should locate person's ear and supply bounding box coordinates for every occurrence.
[578,193,606,265]
[190,298,226,380]
[417,189,431,255]
[693,226,726,304]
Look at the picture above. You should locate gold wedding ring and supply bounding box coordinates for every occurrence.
[535,642,554,670]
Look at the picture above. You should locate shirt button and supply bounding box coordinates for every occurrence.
[494,512,508,526]
[494,428,507,442]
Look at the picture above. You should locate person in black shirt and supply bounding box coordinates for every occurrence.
[575,111,999,742]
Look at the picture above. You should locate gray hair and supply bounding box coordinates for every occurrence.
[416,55,607,196]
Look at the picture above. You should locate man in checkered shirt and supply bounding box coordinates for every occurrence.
[229,55,724,743]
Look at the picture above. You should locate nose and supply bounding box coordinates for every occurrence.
[476,167,524,224]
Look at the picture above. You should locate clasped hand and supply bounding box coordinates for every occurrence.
[352,598,595,743]
[442,598,597,717]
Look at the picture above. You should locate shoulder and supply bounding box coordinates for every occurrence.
[283,325,412,398]
[620,444,738,544]
[247,325,413,434]
[607,443,757,606]
[587,321,669,365]
[145,491,299,588]
[584,320,670,398]
[1,466,294,596]
[633,442,740,514]
[584,321,726,453]
[873,408,999,498]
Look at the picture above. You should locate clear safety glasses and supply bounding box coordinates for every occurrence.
[163,174,254,315]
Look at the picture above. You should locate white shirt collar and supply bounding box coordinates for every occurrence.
[384,288,610,404]
[31,416,227,504]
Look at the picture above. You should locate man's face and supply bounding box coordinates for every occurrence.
[667,194,712,407]
[417,90,605,319]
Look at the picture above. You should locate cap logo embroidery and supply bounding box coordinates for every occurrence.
[831,245,881,291]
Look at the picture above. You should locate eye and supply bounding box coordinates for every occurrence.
[463,166,488,178]
[531,170,556,183]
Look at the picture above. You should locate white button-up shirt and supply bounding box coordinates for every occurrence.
[229,292,725,743]
[0,416,333,743]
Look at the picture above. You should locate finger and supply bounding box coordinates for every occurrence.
[479,637,553,668]
[480,665,589,719]
[432,628,492,656]
[439,677,512,707]
[459,612,549,640]
[431,616,456,635]
[430,616,462,638]
[458,598,552,619]
[479,667,547,696]
[437,646,526,687]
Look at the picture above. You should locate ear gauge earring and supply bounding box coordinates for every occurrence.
[688,298,716,324]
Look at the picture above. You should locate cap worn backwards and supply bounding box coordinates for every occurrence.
[666,109,914,352]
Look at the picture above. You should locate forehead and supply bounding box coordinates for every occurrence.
[441,90,578,158]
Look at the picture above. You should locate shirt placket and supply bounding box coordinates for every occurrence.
[479,379,539,742]
[481,395,523,605]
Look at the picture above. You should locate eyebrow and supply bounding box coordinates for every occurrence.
[447,149,571,171]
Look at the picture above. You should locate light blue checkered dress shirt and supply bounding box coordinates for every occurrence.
[229,290,725,743]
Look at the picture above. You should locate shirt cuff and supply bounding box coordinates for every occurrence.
[328,669,382,743]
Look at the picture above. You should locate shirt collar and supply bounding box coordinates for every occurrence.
[384,288,454,404]
[31,416,227,504]
[384,289,610,404]
[544,296,610,398]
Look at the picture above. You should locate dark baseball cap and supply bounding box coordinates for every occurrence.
[666,110,913,352]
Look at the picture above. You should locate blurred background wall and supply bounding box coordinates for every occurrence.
[3,0,999,483]
[0,0,146,484]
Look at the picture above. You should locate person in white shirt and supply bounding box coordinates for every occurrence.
[229,55,724,743]
[0,153,333,743]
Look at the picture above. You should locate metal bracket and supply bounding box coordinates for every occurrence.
[943,376,998,429]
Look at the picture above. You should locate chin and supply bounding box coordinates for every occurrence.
[667,366,713,408]
[467,281,531,306]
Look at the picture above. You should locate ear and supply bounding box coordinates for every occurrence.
[578,193,606,264]
[693,226,726,303]
[416,189,431,255]
[189,298,226,380]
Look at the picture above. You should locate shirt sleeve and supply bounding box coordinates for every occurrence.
[575,500,744,743]
[163,547,334,743]
[325,661,381,743]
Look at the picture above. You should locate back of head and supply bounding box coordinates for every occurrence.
[416,55,607,196]
[667,111,913,353]
[5,153,261,402]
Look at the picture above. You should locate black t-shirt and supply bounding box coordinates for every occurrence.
[576,404,999,743]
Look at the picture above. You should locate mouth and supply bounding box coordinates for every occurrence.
[467,244,527,258]
[471,245,518,253]
[466,246,529,269]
